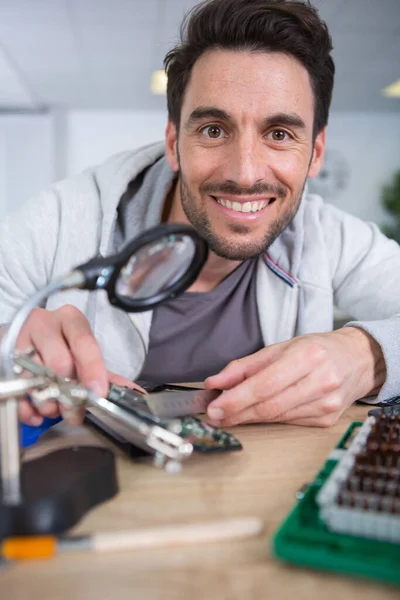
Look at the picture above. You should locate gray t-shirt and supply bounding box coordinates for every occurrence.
[140,258,264,382]
[114,156,264,383]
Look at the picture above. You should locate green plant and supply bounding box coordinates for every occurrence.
[382,170,400,244]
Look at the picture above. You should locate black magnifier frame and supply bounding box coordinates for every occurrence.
[76,224,208,312]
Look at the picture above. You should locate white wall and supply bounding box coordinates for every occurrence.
[65,110,168,177]
[0,113,55,219]
[311,112,400,225]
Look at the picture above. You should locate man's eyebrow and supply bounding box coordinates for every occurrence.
[263,113,306,130]
[185,107,231,128]
[185,108,307,131]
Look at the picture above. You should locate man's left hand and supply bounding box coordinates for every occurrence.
[204,327,386,428]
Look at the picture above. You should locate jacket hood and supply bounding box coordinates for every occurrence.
[90,141,166,254]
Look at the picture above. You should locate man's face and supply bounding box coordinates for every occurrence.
[165,50,325,260]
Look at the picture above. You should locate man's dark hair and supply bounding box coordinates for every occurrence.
[164,0,335,137]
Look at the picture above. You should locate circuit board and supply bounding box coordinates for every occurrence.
[169,416,242,453]
[273,406,400,587]
[105,384,242,454]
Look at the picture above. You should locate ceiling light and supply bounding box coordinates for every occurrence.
[382,78,400,98]
[151,70,168,95]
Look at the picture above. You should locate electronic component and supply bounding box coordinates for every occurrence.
[273,406,400,587]
[317,408,400,543]
[87,384,242,455]
[168,417,242,453]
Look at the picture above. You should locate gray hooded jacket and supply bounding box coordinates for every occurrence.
[1,142,400,403]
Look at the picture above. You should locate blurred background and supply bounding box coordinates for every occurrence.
[0,0,399,231]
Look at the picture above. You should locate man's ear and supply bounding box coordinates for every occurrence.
[165,119,179,172]
[307,127,326,178]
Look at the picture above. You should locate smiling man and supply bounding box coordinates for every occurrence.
[167,51,319,261]
[1,0,400,429]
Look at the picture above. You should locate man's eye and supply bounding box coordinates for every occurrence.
[269,129,290,142]
[201,125,225,139]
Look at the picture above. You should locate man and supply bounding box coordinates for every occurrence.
[0,0,399,429]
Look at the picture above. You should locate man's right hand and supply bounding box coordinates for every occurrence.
[1,305,137,426]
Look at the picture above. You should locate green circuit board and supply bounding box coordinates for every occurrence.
[273,408,400,587]
[107,384,242,453]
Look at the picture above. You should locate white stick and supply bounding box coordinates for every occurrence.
[91,517,264,553]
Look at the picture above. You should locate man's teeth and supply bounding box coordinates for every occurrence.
[215,198,272,212]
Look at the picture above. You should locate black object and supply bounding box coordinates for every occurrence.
[0,446,118,538]
[136,380,202,393]
[75,223,208,312]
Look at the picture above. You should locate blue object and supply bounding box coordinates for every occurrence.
[21,416,62,448]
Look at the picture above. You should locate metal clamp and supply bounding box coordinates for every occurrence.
[0,351,193,505]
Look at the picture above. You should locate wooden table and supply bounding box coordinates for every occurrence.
[2,404,399,600]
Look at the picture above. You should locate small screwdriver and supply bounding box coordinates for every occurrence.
[1,517,264,561]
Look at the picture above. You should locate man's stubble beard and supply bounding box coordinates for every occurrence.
[179,171,306,261]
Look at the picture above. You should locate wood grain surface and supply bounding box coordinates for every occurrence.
[2,403,399,600]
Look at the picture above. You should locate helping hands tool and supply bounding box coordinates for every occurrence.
[0,224,208,537]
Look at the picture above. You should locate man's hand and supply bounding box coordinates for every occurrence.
[1,305,142,426]
[204,328,387,428]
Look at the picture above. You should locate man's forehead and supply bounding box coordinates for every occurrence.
[189,48,311,83]
[181,49,315,127]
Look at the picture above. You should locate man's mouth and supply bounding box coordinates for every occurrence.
[211,196,276,213]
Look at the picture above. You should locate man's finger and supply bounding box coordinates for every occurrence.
[235,360,344,424]
[206,371,315,426]
[30,325,75,380]
[60,308,108,397]
[206,341,324,420]
[15,328,44,366]
[209,389,347,428]
[273,393,345,424]
[107,371,147,394]
[18,398,43,426]
[36,400,60,418]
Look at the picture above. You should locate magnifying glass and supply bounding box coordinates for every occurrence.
[75,223,208,311]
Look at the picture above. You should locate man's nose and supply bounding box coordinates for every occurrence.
[224,135,270,190]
